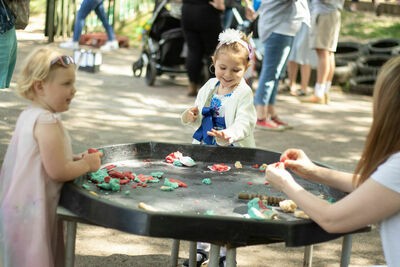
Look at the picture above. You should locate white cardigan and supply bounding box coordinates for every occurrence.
[181,78,257,148]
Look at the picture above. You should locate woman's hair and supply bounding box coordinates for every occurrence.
[17,47,66,100]
[353,56,400,187]
[213,29,252,66]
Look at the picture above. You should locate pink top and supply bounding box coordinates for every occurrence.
[0,106,72,267]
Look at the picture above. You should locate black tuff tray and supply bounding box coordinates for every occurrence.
[60,142,349,247]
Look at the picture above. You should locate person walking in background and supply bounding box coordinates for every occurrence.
[181,0,225,97]
[253,0,310,131]
[60,0,119,51]
[181,29,256,266]
[0,47,103,266]
[286,0,318,96]
[0,0,17,89]
[302,0,344,104]
[265,56,400,266]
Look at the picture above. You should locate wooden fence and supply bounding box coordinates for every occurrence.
[45,0,154,42]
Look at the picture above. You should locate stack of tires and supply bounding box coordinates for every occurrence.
[335,38,400,96]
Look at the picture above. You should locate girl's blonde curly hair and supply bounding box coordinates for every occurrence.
[17,47,69,100]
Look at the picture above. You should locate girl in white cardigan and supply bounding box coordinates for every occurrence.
[181,28,257,267]
[181,29,257,148]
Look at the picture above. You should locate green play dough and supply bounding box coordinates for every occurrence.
[97,178,120,191]
[151,172,164,178]
[88,169,109,183]
[202,178,211,185]
[82,184,90,190]
[172,159,182,166]
[164,178,179,189]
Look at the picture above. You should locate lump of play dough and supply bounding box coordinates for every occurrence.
[164,178,179,189]
[160,186,174,191]
[180,156,196,167]
[88,169,109,183]
[294,210,309,219]
[202,178,211,185]
[234,161,242,168]
[279,200,297,213]
[173,159,183,166]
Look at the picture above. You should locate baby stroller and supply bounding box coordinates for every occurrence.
[132,0,186,86]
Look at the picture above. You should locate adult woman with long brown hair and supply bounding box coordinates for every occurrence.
[265,56,400,266]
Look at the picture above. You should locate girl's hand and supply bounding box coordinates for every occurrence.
[83,151,103,173]
[187,106,199,122]
[281,149,317,180]
[73,153,85,161]
[207,128,230,141]
[265,163,295,191]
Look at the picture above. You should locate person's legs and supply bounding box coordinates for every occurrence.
[0,27,17,89]
[299,64,311,95]
[72,0,97,42]
[287,61,299,95]
[94,2,115,41]
[182,29,204,95]
[254,33,293,130]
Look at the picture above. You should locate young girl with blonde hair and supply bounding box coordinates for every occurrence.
[0,47,103,266]
[182,28,257,148]
[265,56,400,266]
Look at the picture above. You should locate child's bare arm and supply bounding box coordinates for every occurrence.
[35,122,102,182]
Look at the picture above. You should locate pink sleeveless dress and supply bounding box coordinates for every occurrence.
[0,106,72,267]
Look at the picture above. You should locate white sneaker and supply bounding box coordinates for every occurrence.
[60,41,79,50]
[100,40,119,51]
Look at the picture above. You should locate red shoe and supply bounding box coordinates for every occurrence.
[271,116,293,129]
[256,120,285,131]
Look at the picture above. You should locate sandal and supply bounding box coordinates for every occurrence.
[183,249,208,267]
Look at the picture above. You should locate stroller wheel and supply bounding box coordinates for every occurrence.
[132,60,143,78]
[145,61,157,86]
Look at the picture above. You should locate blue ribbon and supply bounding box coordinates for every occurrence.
[193,107,216,145]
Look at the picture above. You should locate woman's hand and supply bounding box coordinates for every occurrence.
[265,163,295,191]
[281,149,318,180]
[187,106,199,122]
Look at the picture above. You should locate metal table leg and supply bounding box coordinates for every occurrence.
[65,221,77,267]
[208,244,221,267]
[188,241,197,267]
[303,245,313,267]
[340,234,353,267]
[171,239,180,267]
[226,246,237,267]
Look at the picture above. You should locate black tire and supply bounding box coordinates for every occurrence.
[335,42,364,62]
[349,75,376,96]
[145,61,157,86]
[356,54,392,75]
[333,59,357,85]
[367,38,400,55]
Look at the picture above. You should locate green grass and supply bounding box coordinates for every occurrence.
[340,10,400,40]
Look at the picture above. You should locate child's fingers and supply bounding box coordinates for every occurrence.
[207,131,216,137]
